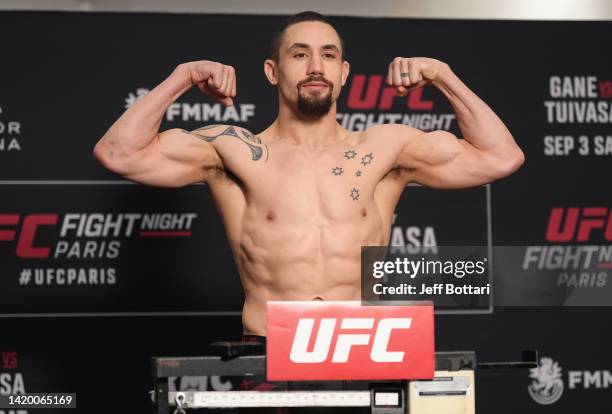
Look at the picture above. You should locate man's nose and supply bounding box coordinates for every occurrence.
[307,55,324,75]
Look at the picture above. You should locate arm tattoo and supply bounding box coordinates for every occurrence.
[240,128,262,144]
[185,125,266,161]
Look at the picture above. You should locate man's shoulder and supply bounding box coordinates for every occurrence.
[188,124,261,143]
[186,123,268,163]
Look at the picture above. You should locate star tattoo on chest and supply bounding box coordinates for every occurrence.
[331,166,344,176]
[344,149,357,160]
[355,170,362,177]
[360,153,374,166]
[350,187,360,201]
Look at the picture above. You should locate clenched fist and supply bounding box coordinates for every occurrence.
[184,60,236,106]
[386,57,448,96]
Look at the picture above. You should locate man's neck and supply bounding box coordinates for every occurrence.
[271,103,346,149]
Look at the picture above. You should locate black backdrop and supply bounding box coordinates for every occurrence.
[0,11,611,413]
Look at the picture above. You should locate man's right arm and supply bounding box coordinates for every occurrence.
[93,61,236,187]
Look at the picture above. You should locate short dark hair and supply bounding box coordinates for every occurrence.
[269,11,346,62]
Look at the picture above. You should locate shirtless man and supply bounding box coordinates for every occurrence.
[94,11,524,336]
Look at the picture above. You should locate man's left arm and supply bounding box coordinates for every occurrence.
[386,57,525,189]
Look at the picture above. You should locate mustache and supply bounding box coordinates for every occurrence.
[297,76,333,88]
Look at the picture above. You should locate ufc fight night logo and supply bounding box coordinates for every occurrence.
[346,75,433,110]
[338,74,455,131]
[0,212,196,259]
[0,214,58,258]
[546,207,612,242]
[266,301,434,381]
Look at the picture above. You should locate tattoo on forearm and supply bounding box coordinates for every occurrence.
[186,125,266,161]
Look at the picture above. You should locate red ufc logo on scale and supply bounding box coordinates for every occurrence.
[266,301,434,381]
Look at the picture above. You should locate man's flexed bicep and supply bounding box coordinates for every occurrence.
[94,59,237,187]
[395,127,525,189]
[384,57,525,188]
[101,127,225,187]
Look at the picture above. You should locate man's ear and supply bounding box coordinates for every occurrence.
[341,60,350,87]
[264,59,278,85]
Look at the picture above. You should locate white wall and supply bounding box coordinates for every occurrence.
[0,0,611,20]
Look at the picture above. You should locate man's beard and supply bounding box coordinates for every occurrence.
[296,78,333,118]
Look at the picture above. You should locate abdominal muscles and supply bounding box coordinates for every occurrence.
[235,200,384,334]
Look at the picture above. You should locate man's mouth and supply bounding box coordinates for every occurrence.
[303,82,328,88]
[300,79,331,91]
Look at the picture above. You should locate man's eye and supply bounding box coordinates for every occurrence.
[324,53,336,59]
[294,53,307,58]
